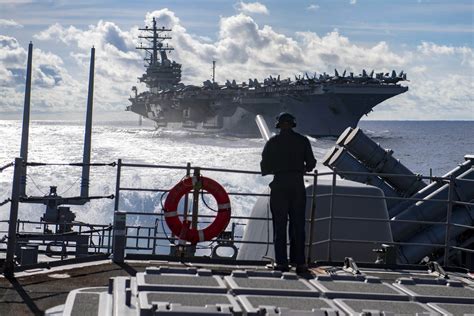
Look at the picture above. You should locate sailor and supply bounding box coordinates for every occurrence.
[260,112,316,273]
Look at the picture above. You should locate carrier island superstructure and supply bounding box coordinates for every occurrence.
[126,18,409,136]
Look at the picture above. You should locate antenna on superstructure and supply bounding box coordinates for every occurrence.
[212,60,216,83]
[137,17,173,66]
[136,17,180,89]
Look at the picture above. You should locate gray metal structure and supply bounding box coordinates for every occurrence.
[46,265,474,315]
[126,18,409,137]
[322,127,474,265]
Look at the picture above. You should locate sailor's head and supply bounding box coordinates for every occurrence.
[275,112,296,129]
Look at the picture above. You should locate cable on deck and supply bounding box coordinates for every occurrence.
[0,162,14,172]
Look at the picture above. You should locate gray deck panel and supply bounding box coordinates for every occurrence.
[136,271,228,293]
[334,298,438,315]
[71,293,99,316]
[394,281,474,303]
[237,295,342,316]
[223,270,319,297]
[310,275,409,300]
[138,292,242,315]
[427,302,474,315]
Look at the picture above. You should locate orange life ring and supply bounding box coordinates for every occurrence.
[163,176,231,243]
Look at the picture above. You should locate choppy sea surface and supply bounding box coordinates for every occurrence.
[0,120,473,227]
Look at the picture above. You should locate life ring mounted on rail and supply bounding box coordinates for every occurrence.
[163,175,231,243]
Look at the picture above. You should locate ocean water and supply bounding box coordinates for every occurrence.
[0,120,472,229]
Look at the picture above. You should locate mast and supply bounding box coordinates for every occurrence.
[212,60,216,84]
[80,47,95,199]
[19,42,33,196]
[137,17,173,66]
[136,17,181,90]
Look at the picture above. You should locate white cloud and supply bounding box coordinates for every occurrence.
[350,0,357,4]
[307,4,320,11]
[1,9,472,120]
[418,42,458,55]
[235,2,269,15]
[0,19,23,28]
[0,35,83,114]
[410,65,427,74]
[417,41,474,67]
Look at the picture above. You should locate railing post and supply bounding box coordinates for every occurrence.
[191,167,201,231]
[188,167,201,256]
[112,159,125,263]
[328,169,337,262]
[443,174,455,267]
[112,211,126,263]
[3,158,23,276]
[114,159,121,212]
[169,163,191,256]
[183,162,191,222]
[307,170,318,265]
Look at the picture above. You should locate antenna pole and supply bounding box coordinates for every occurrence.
[212,60,216,83]
[19,42,33,196]
[152,18,158,64]
[81,47,95,199]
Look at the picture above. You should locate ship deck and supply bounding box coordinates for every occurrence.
[1,259,473,315]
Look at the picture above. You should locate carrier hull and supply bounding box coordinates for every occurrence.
[128,83,407,136]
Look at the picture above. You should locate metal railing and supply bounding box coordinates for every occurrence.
[1,157,473,274]
[111,159,474,269]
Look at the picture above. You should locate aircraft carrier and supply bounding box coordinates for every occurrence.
[126,18,409,136]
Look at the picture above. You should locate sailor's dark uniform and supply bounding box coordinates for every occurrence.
[260,129,316,266]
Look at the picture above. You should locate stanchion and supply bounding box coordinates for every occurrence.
[4,158,23,276]
[307,170,318,265]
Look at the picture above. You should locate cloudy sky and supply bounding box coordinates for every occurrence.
[0,0,472,120]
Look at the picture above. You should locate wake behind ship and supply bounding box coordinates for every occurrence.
[126,18,409,136]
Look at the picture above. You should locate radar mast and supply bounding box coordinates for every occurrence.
[137,17,181,91]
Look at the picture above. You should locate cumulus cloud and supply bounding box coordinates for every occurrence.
[235,2,269,15]
[417,41,473,67]
[350,0,357,4]
[0,19,23,28]
[32,20,143,112]
[1,8,472,120]
[420,42,452,55]
[0,35,84,114]
[307,4,320,11]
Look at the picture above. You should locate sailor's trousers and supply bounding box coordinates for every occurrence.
[269,173,306,266]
